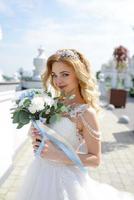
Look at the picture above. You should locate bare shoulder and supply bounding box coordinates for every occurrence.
[82,106,98,121]
[81,106,100,132]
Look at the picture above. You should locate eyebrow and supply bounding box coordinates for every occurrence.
[51,71,70,74]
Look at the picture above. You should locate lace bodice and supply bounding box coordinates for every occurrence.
[49,104,101,154]
[49,117,82,150]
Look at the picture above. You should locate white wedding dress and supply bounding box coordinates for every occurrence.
[16,104,134,200]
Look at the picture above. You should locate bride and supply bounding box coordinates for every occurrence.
[16,49,134,200]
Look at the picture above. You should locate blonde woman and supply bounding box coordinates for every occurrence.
[16,49,134,200]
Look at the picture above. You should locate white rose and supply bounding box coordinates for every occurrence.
[43,95,54,106]
[29,97,44,113]
[28,105,37,114]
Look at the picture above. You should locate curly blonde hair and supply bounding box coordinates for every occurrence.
[41,49,101,112]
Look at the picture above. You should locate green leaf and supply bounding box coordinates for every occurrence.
[54,104,58,109]
[49,113,61,124]
[18,110,30,125]
[23,99,31,107]
[10,107,16,111]
[57,102,63,108]
[46,116,51,124]
[12,111,20,123]
[46,105,50,109]
[17,123,24,129]
[60,105,68,112]
[47,91,52,97]
[50,105,55,113]
[53,97,59,100]
[39,110,47,118]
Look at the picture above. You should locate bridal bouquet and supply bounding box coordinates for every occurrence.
[11,89,69,129]
[11,89,86,172]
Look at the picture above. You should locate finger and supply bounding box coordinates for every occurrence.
[32,127,37,130]
[31,127,40,133]
[30,128,38,136]
[36,138,41,142]
[32,135,42,142]
[31,136,40,143]
[32,141,41,146]
[31,131,40,137]
[33,135,42,140]
[31,133,39,139]
[33,145,39,150]
[31,125,38,131]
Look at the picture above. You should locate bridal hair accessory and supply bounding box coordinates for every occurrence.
[56,49,80,60]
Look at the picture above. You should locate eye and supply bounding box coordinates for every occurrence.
[51,74,57,78]
[62,73,69,77]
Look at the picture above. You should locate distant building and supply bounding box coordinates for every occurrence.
[100,55,134,89]
[20,47,46,89]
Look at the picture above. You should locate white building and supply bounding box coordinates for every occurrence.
[101,55,134,89]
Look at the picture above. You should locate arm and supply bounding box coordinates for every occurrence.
[77,108,101,167]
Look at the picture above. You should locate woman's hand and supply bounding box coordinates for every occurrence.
[30,125,73,165]
[30,126,42,152]
[40,141,62,161]
[40,141,75,165]
[30,126,62,160]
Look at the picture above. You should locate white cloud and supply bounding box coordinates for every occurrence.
[1,0,134,75]
[18,16,134,73]
[1,14,134,75]
[0,0,39,16]
[58,0,134,25]
[0,1,14,16]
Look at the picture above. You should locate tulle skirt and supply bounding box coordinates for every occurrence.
[16,157,134,200]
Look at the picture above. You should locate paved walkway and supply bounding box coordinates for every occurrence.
[112,97,134,130]
[0,108,134,200]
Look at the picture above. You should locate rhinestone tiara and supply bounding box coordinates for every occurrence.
[56,49,79,60]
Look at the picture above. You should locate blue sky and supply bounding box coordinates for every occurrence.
[0,0,134,76]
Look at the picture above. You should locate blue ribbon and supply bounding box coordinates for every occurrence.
[32,119,87,173]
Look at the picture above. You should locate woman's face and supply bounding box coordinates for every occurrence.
[51,61,79,94]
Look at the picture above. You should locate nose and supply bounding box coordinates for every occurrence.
[55,77,63,86]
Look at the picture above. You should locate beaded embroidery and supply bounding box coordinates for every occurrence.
[69,104,101,141]
[79,114,101,141]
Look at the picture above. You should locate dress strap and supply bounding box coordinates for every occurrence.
[79,113,101,141]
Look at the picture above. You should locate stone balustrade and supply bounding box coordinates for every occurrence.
[0,89,30,185]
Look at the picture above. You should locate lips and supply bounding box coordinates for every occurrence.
[58,85,67,89]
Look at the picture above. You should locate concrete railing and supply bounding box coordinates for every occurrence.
[0,82,20,92]
[0,90,30,185]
